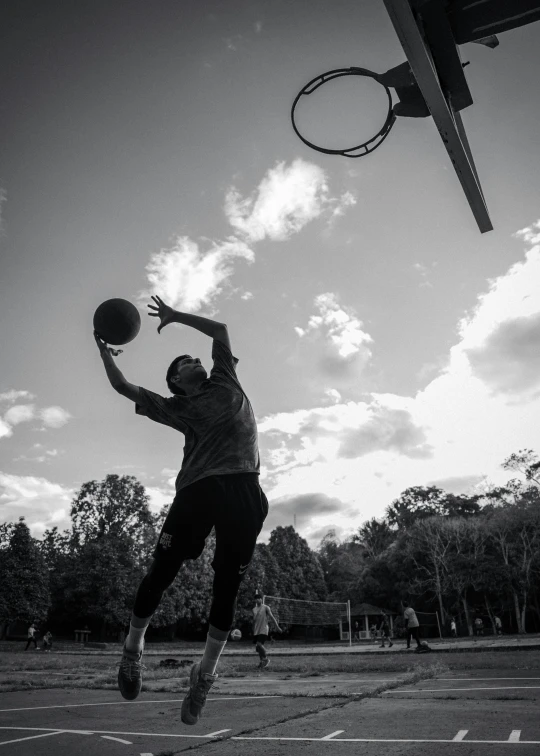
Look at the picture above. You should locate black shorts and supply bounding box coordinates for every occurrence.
[254,634,269,644]
[154,473,268,577]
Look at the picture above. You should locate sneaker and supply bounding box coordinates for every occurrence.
[261,657,270,669]
[389,642,394,647]
[118,643,145,701]
[181,661,218,725]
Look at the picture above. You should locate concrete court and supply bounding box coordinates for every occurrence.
[1,668,540,755]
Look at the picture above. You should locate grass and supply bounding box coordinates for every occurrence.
[1,647,538,695]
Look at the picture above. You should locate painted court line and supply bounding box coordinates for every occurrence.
[0,695,280,713]
[509,730,521,743]
[204,729,232,737]
[0,730,64,747]
[232,735,540,744]
[383,685,540,693]
[102,735,133,744]
[453,730,468,741]
[321,731,345,740]
[0,726,231,741]
[444,677,540,681]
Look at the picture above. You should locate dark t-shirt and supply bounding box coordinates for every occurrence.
[135,340,260,491]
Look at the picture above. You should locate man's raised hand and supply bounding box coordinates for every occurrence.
[148,295,176,334]
[94,331,123,357]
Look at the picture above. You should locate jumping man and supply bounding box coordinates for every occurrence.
[252,596,282,668]
[95,295,268,725]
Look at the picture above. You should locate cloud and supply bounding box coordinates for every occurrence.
[225,159,355,243]
[260,491,350,540]
[4,404,35,426]
[337,405,432,460]
[464,312,540,396]
[0,390,34,403]
[256,222,540,539]
[426,474,486,494]
[40,406,71,428]
[142,235,254,312]
[289,293,374,398]
[456,228,540,399]
[0,395,70,440]
[0,472,73,538]
[0,419,12,440]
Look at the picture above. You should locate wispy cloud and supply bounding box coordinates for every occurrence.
[142,236,254,313]
[0,390,35,403]
[1,393,71,440]
[40,406,72,429]
[225,159,354,243]
[4,404,35,426]
[142,159,354,313]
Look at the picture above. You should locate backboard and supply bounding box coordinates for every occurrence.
[382,0,493,233]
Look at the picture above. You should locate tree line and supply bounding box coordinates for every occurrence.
[0,449,538,640]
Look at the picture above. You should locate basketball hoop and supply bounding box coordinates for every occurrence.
[291,67,396,158]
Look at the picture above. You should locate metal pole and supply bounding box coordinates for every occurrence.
[436,610,442,639]
[347,600,352,647]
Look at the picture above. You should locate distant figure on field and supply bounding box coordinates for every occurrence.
[25,623,37,650]
[494,615,502,635]
[370,623,377,642]
[450,617,457,638]
[252,597,281,669]
[42,630,52,652]
[353,621,360,641]
[402,602,422,650]
[474,617,484,636]
[379,613,393,648]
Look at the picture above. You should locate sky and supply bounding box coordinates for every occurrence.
[1,0,539,548]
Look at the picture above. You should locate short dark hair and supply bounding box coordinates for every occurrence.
[166,355,191,395]
[402,601,409,607]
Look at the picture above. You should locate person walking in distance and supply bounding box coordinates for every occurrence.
[25,623,37,650]
[253,597,282,669]
[450,617,457,638]
[379,613,393,648]
[402,602,422,650]
[494,615,502,635]
[95,295,268,725]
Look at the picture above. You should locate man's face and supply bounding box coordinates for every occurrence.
[255,598,262,607]
[173,356,207,386]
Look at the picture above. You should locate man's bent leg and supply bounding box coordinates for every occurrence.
[119,554,183,701]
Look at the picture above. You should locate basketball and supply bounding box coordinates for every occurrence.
[93,298,141,345]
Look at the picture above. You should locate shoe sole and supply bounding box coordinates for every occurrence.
[181,663,201,725]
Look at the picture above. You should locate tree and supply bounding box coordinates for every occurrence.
[70,474,154,548]
[386,486,480,529]
[0,519,50,636]
[502,449,540,487]
[268,526,327,601]
[403,517,453,627]
[63,534,143,638]
[353,519,395,558]
[318,531,367,602]
[487,502,540,633]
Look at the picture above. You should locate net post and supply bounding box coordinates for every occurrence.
[347,600,352,647]
[436,610,443,639]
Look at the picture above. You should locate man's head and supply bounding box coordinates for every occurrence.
[255,596,263,606]
[166,354,208,395]
[402,601,409,608]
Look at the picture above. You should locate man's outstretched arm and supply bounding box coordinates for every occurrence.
[94,332,140,403]
[148,295,231,350]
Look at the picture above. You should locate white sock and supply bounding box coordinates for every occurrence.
[200,625,228,676]
[125,620,149,653]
